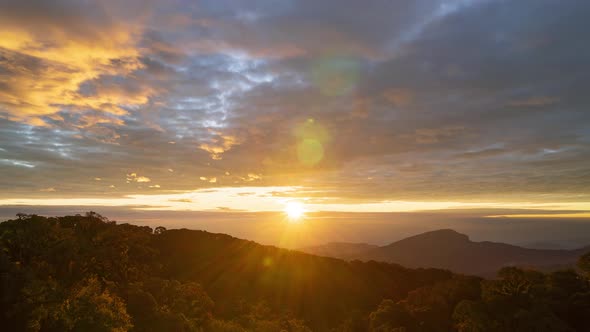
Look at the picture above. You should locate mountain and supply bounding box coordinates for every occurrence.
[299,229,590,276]
[299,242,378,260]
[520,241,566,250]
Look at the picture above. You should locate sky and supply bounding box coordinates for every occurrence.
[1,0,590,245]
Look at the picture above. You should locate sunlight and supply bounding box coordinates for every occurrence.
[284,201,306,222]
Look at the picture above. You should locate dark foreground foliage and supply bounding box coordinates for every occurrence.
[1,213,589,331]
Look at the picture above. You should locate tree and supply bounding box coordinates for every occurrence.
[452,300,496,332]
[369,299,415,332]
[512,305,572,332]
[154,226,167,235]
[578,252,590,278]
[207,319,246,332]
[482,267,545,303]
[125,286,159,331]
[58,276,132,332]
[22,276,132,332]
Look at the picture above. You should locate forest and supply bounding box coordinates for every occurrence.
[1,213,589,331]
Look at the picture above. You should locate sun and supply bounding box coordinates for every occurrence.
[284,201,306,222]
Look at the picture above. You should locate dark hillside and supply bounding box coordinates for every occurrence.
[1,214,589,331]
[0,213,452,331]
[154,229,452,329]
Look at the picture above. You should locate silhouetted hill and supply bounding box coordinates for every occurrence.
[520,241,566,250]
[299,242,378,260]
[2,214,590,331]
[0,213,454,331]
[154,229,456,330]
[300,229,589,276]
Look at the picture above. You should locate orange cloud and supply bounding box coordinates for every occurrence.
[199,130,240,160]
[199,176,217,183]
[126,173,151,183]
[0,14,147,125]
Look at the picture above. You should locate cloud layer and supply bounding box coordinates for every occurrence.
[1,0,589,208]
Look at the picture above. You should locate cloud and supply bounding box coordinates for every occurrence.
[198,130,240,160]
[126,173,151,183]
[1,0,590,207]
[199,176,218,183]
[244,174,261,182]
[508,96,560,107]
[0,0,148,125]
[412,126,466,144]
[382,88,414,107]
[169,198,192,203]
[456,147,506,159]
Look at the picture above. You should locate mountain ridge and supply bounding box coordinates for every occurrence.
[299,229,589,276]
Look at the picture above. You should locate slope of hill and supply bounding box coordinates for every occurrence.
[299,242,378,260]
[2,214,590,331]
[0,213,453,331]
[153,229,455,330]
[300,229,589,276]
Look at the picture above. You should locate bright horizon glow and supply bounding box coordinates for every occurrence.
[1,186,590,217]
[486,213,590,219]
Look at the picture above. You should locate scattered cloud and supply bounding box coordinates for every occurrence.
[126,173,151,183]
[199,176,217,183]
[169,198,192,203]
[198,131,240,160]
[242,173,262,182]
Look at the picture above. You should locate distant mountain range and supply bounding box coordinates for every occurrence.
[300,229,590,277]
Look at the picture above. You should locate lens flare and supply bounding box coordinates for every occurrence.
[297,139,324,166]
[311,55,360,96]
[294,118,330,166]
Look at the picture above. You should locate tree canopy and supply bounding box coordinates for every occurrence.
[1,213,589,331]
